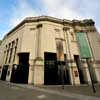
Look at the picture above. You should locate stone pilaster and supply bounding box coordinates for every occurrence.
[28,59,34,84]
[33,58,44,86]
[63,27,74,85]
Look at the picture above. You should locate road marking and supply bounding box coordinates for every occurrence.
[37,94,46,99]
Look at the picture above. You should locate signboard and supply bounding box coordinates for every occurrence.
[56,39,64,61]
[76,32,92,59]
[74,70,78,77]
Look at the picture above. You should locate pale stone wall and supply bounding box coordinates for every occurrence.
[25,21,79,85]
[0,24,25,66]
[0,16,100,85]
[86,27,100,83]
[0,24,25,81]
[65,28,80,85]
[41,21,62,56]
[87,30,100,60]
[75,24,100,83]
[0,39,6,66]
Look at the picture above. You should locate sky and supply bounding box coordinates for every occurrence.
[0,0,100,39]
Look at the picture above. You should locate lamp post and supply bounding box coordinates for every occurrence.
[86,59,96,93]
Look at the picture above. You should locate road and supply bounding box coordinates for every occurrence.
[0,80,100,100]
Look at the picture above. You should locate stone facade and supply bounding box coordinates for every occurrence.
[0,16,100,85]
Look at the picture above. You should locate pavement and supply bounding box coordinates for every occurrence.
[0,80,100,100]
[41,84,100,97]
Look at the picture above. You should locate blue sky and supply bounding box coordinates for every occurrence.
[0,0,100,39]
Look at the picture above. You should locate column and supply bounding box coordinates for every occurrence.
[6,43,11,81]
[6,43,11,65]
[63,27,73,85]
[63,27,80,85]
[6,42,13,81]
[28,24,44,85]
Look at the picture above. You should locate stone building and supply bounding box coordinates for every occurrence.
[0,16,100,85]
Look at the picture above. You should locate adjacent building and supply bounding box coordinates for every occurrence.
[0,16,100,85]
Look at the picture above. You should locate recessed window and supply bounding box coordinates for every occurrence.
[55,29,60,32]
[30,28,36,30]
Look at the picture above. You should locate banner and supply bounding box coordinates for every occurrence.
[76,32,92,59]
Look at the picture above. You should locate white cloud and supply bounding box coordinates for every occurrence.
[0,0,39,39]
[8,0,100,33]
[41,0,100,33]
[10,0,38,28]
[0,0,100,40]
[41,0,82,19]
[41,0,100,20]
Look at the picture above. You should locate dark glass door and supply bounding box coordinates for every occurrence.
[44,52,58,85]
[10,53,29,84]
[1,65,9,81]
[44,52,70,85]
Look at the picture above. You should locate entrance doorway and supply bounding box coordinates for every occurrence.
[1,65,9,81]
[10,53,29,84]
[44,52,58,85]
[44,52,70,85]
[74,55,85,84]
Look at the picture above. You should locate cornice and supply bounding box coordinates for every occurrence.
[3,16,95,40]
